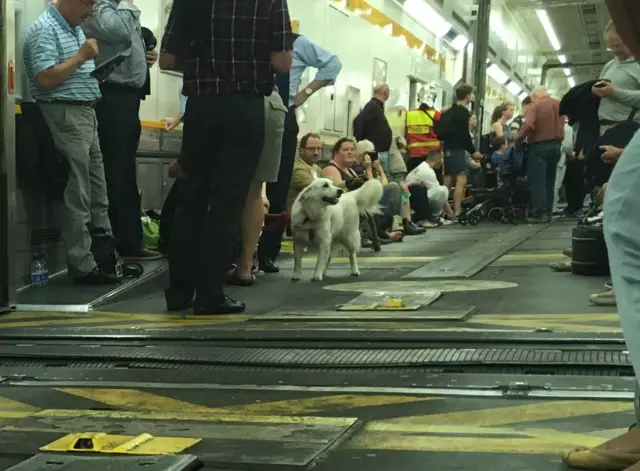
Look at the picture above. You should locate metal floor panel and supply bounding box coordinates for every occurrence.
[7,455,202,471]
[16,260,167,312]
[0,344,629,368]
[404,224,549,279]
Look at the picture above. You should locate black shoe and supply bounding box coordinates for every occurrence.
[165,289,193,311]
[403,219,426,235]
[193,295,246,315]
[74,267,121,285]
[260,259,280,273]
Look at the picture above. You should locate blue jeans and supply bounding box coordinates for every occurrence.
[604,131,640,385]
[527,140,561,218]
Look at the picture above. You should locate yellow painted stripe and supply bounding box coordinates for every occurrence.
[382,400,633,427]
[58,388,431,416]
[21,409,357,426]
[0,396,40,413]
[348,429,603,454]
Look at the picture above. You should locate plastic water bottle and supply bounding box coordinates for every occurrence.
[30,256,42,288]
[39,256,49,287]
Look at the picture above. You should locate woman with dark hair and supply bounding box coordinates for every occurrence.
[323,138,405,242]
[490,103,515,143]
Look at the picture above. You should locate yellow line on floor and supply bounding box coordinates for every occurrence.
[57,388,433,416]
[0,396,40,413]
[295,252,565,264]
[14,409,357,426]
[348,428,604,454]
[472,313,620,333]
[380,400,633,427]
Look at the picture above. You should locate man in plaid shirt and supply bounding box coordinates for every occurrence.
[159,0,294,315]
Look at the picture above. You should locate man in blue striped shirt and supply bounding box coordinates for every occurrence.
[23,0,119,285]
[83,0,161,262]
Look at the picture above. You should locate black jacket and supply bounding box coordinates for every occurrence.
[559,80,602,156]
[17,102,70,199]
[353,98,392,152]
[140,27,157,99]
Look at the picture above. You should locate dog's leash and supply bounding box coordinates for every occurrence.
[263,212,291,234]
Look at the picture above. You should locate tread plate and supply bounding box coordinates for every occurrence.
[0,344,629,367]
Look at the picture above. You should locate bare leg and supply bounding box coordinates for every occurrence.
[453,174,468,216]
[233,181,264,281]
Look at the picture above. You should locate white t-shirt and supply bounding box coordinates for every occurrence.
[405,162,440,189]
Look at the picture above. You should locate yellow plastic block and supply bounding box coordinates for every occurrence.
[384,298,405,309]
[40,432,201,455]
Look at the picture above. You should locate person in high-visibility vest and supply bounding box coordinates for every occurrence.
[405,103,441,173]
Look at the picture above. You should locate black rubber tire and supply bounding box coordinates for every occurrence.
[571,224,610,276]
[468,214,480,226]
[488,208,503,221]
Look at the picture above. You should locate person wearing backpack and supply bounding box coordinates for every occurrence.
[434,83,483,217]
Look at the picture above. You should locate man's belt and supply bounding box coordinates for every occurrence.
[43,99,100,108]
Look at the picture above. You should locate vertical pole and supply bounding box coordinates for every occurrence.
[470,0,491,146]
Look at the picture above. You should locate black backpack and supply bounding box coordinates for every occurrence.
[434,107,455,141]
[89,227,123,278]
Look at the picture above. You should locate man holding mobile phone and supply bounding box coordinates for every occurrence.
[84,0,162,262]
[591,21,640,135]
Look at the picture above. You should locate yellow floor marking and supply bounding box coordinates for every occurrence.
[296,253,563,264]
[349,429,604,454]
[10,409,357,426]
[472,313,621,333]
[58,388,432,416]
[214,394,436,415]
[382,400,633,427]
[0,396,40,413]
[92,318,249,329]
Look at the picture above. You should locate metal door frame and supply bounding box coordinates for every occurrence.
[0,0,17,312]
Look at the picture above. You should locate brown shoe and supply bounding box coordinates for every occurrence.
[563,247,573,258]
[561,427,640,470]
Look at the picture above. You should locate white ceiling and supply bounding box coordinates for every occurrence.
[449,0,612,94]
[505,0,612,91]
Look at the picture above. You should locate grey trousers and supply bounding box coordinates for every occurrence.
[39,102,111,276]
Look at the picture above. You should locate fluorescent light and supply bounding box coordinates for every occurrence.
[568,77,576,88]
[556,54,571,76]
[506,81,522,96]
[451,34,469,51]
[519,92,529,102]
[536,9,561,51]
[487,64,509,85]
[403,0,451,38]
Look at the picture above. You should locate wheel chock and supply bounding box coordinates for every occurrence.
[40,432,201,455]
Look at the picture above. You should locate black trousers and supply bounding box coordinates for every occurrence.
[564,159,585,213]
[258,107,299,262]
[95,85,143,254]
[168,94,264,304]
[409,185,431,222]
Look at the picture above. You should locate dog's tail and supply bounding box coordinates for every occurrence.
[352,178,384,215]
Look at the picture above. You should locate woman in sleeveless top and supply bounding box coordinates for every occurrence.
[490,103,515,144]
[323,138,404,242]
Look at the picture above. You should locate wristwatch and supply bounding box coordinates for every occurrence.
[304,87,313,97]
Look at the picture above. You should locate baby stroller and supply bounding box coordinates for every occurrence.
[458,145,529,225]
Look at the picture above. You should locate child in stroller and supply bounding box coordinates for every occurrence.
[457,136,530,225]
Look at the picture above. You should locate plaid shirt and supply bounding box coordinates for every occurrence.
[161,0,294,96]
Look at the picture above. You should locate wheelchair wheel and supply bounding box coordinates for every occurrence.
[508,208,521,224]
[468,213,480,225]
[487,207,503,221]
[458,215,468,226]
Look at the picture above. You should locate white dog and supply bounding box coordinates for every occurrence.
[290,177,383,281]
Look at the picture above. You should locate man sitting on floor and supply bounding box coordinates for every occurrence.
[405,149,455,224]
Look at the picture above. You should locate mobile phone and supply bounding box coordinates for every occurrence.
[594,81,608,88]
[367,151,379,161]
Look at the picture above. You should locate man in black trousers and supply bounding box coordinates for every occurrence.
[159,0,294,314]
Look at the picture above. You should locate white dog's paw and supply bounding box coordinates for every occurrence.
[351,270,361,277]
[311,275,323,282]
[291,274,301,281]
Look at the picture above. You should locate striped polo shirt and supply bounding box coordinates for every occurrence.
[23,4,101,102]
